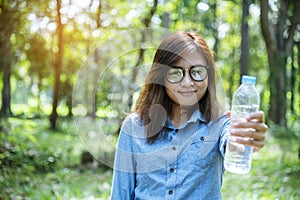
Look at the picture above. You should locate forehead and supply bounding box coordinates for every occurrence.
[174,49,207,68]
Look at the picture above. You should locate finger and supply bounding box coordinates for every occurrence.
[236,137,265,150]
[231,129,266,141]
[246,111,265,123]
[233,121,269,133]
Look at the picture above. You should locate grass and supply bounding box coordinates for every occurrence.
[2,167,112,199]
[0,117,112,200]
[1,117,299,199]
[222,134,300,199]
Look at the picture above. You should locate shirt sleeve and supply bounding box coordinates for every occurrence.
[218,115,230,158]
[110,116,136,200]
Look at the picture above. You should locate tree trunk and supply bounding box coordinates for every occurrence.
[260,0,287,126]
[268,50,287,126]
[0,2,13,118]
[239,0,250,81]
[37,73,43,115]
[50,0,63,129]
[259,0,300,127]
[211,0,219,56]
[0,37,13,117]
[290,43,296,114]
[130,0,158,83]
[86,48,100,119]
[86,0,102,119]
[297,42,300,109]
[128,0,158,110]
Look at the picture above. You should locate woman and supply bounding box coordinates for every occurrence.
[110,31,268,199]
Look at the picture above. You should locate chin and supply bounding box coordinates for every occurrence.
[178,102,199,109]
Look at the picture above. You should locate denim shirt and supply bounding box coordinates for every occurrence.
[110,110,230,200]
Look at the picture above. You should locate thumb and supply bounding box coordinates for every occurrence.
[225,111,231,118]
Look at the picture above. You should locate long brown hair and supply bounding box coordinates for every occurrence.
[135,31,222,143]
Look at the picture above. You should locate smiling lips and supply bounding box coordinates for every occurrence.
[178,90,197,96]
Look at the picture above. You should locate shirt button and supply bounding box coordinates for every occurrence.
[200,136,205,141]
[172,146,176,150]
[168,190,173,195]
[170,168,174,173]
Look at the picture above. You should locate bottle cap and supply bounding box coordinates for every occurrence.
[242,75,256,84]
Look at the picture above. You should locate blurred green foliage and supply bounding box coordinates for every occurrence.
[0,117,113,199]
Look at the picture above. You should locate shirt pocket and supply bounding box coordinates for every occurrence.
[198,138,219,159]
[189,138,219,169]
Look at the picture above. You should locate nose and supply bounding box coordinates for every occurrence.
[181,69,194,87]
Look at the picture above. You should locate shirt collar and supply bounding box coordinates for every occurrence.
[165,109,207,130]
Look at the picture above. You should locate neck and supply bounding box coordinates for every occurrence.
[170,104,197,128]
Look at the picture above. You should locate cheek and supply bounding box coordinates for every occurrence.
[195,79,208,90]
[164,82,180,102]
[164,80,175,93]
[165,85,177,100]
[195,81,208,97]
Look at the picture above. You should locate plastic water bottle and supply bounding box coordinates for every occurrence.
[224,75,260,174]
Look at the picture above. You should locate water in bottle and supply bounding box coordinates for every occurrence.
[224,75,260,174]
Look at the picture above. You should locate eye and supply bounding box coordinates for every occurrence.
[167,68,184,83]
[191,66,207,80]
[168,68,183,77]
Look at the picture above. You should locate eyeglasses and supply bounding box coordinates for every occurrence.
[166,65,208,83]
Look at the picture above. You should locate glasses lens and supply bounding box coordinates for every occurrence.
[190,66,207,81]
[167,68,183,83]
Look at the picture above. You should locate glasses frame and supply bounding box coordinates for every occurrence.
[166,65,209,83]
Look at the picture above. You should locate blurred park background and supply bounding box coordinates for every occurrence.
[0,0,300,199]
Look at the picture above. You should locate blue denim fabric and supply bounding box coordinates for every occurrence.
[111,110,230,200]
